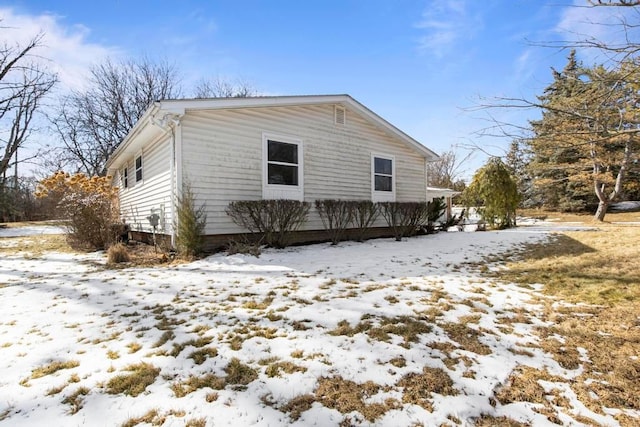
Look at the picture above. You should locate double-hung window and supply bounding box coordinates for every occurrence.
[135,154,143,183]
[372,153,395,202]
[262,133,303,200]
[122,165,128,189]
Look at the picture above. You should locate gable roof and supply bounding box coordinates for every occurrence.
[106,94,438,170]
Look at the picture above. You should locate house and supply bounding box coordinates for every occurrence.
[106,94,440,249]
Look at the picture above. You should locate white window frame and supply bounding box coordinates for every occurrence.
[262,132,304,200]
[371,153,396,202]
[135,153,143,184]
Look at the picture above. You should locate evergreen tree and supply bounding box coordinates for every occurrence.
[527,51,597,211]
[526,52,640,220]
[461,157,519,229]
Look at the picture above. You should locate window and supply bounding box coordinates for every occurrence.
[122,165,128,188]
[135,155,143,183]
[267,140,299,186]
[262,133,303,200]
[372,154,395,202]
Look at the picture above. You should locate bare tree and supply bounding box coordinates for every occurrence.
[0,30,57,222]
[591,1,640,6]
[51,57,181,175]
[426,149,470,191]
[0,32,57,184]
[193,76,257,98]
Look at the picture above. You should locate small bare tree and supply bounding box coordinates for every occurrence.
[426,149,469,191]
[51,57,181,175]
[193,76,257,98]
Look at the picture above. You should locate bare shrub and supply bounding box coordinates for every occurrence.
[36,172,119,250]
[107,243,130,264]
[227,239,261,257]
[378,202,429,241]
[349,201,379,241]
[226,200,309,248]
[315,200,353,244]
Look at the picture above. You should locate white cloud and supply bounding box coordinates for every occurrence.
[0,7,118,91]
[415,0,482,58]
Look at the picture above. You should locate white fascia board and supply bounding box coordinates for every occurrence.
[156,94,350,112]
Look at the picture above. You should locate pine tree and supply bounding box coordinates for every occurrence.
[526,52,640,220]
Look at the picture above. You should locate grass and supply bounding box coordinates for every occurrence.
[0,233,73,256]
[105,363,160,397]
[504,211,640,305]
[31,360,79,379]
[489,209,640,420]
[314,376,399,422]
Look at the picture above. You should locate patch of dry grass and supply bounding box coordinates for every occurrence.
[265,361,307,378]
[439,322,491,355]
[330,315,431,347]
[488,211,640,419]
[396,366,457,412]
[31,360,79,379]
[0,234,72,255]
[105,363,160,397]
[315,376,399,422]
[171,373,226,397]
[280,394,316,421]
[497,218,640,306]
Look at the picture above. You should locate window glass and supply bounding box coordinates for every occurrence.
[375,175,392,192]
[268,164,298,185]
[268,140,298,164]
[122,167,128,188]
[374,157,392,175]
[135,156,142,182]
[267,140,298,186]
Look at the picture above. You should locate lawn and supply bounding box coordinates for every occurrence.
[0,215,638,426]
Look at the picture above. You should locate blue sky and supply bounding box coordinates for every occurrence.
[2,1,638,178]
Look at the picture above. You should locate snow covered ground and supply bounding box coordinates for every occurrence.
[0,222,636,426]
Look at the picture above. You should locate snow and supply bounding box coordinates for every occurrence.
[0,222,636,426]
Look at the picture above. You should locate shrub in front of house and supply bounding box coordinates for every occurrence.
[36,171,120,250]
[378,202,429,241]
[315,200,353,245]
[175,182,207,258]
[349,200,379,241]
[226,200,310,248]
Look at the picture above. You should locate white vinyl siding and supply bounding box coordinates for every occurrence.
[181,103,427,234]
[118,135,173,234]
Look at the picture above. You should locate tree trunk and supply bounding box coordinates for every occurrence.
[594,200,608,222]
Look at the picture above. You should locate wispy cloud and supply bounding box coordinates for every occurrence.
[0,7,118,91]
[415,0,482,58]
[554,0,640,64]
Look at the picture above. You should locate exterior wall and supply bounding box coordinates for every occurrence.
[117,133,173,234]
[180,103,427,235]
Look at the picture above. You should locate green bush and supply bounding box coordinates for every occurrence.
[175,183,207,257]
